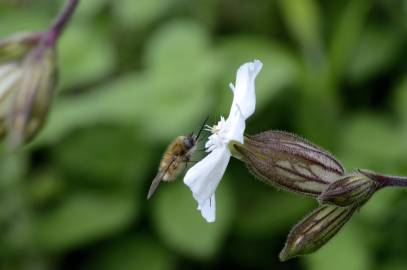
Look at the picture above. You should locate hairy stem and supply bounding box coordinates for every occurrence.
[358,169,407,188]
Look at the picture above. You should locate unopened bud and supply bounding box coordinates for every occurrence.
[0,31,56,147]
[279,205,356,261]
[318,173,380,207]
[0,32,42,63]
[230,131,345,197]
[7,46,57,148]
[0,0,78,148]
[0,63,24,139]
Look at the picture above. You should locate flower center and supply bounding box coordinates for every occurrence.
[206,123,222,135]
[204,117,231,152]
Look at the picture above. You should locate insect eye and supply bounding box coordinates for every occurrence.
[184,137,195,149]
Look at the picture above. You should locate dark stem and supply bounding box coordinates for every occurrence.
[358,169,407,188]
[381,175,407,187]
[45,0,79,46]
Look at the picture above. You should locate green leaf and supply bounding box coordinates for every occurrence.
[113,0,174,29]
[0,154,30,254]
[35,21,218,144]
[305,223,371,270]
[0,8,49,35]
[27,169,65,206]
[144,20,212,72]
[151,179,234,259]
[235,190,314,239]
[393,75,407,124]
[277,0,320,48]
[36,70,213,144]
[52,126,151,186]
[57,23,115,91]
[297,93,341,150]
[378,261,407,270]
[0,154,27,189]
[359,188,400,221]
[75,0,107,18]
[348,26,403,82]
[215,36,299,116]
[141,25,219,138]
[339,114,406,171]
[33,74,146,145]
[33,191,138,251]
[85,235,175,270]
[329,0,371,79]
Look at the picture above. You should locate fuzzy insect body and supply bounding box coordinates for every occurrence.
[147,118,208,199]
[160,136,195,181]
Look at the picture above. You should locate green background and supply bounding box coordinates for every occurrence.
[0,0,406,269]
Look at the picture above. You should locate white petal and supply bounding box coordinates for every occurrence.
[197,194,216,223]
[184,146,230,220]
[228,83,235,92]
[225,106,245,144]
[229,60,263,120]
[184,146,230,199]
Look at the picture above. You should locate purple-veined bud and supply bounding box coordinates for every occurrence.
[279,204,356,261]
[357,168,407,188]
[318,172,381,207]
[0,35,57,148]
[230,131,345,197]
[0,0,79,148]
[7,45,57,148]
[0,32,43,63]
[0,32,45,140]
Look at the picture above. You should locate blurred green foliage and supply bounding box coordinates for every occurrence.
[0,0,406,269]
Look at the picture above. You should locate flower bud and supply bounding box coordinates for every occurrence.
[7,46,57,148]
[0,0,79,148]
[0,31,57,148]
[279,205,356,261]
[0,32,42,63]
[318,173,380,207]
[230,131,345,197]
[0,62,24,139]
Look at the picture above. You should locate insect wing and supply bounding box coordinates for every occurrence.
[147,158,176,199]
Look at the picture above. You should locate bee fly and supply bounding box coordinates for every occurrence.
[147,118,208,199]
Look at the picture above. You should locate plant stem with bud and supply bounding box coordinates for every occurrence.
[358,169,407,188]
[0,0,79,148]
[45,0,79,47]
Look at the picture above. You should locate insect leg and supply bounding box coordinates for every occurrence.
[182,161,189,175]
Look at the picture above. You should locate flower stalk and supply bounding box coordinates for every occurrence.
[0,0,80,148]
[229,129,407,260]
[318,172,381,207]
[46,0,79,47]
[358,169,407,188]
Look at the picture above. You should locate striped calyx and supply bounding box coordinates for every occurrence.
[7,46,57,148]
[279,204,356,261]
[318,173,381,207]
[230,131,345,197]
[0,32,42,64]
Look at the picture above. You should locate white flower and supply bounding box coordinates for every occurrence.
[184,60,263,222]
